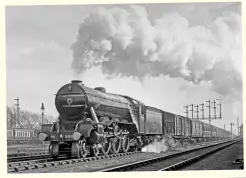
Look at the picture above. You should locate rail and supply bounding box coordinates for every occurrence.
[97,138,242,172]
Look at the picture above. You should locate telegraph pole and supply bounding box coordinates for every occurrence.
[184,98,222,122]
[14,97,20,128]
[237,117,239,136]
[189,104,194,119]
[184,105,188,118]
[40,102,45,131]
[211,100,216,118]
[206,100,211,124]
[230,123,234,135]
[216,99,222,119]
[199,103,204,119]
[224,124,225,130]
[194,105,199,119]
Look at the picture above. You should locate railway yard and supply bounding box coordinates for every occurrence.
[7,138,243,173]
[5,2,244,176]
[6,80,244,173]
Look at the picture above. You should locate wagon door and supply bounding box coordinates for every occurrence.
[183,117,190,137]
[184,118,190,137]
[175,116,182,136]
[163,112,175,136]
[199,123,202,137]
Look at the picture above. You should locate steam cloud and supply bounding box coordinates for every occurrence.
[141,136,182,153]
[71,5,242,99]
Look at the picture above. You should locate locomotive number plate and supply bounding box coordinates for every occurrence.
[65,134,73,139]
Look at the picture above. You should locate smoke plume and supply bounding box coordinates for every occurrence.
[141,135,181,153]
[71,5,242,99]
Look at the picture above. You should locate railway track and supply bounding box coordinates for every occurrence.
[159,140,243,171]
[96,138,242,172]
[7,145,49,157]
[8,151,48,158]
[8,156,55,171]
[8,151,142,173]
[8,154,51,163]
[8,139,239,173]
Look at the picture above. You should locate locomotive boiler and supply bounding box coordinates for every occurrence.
[39,80,144,158]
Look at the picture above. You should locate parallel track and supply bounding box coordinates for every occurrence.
[159,140,242,171]
[7,153,49,161]
[8,154,51,163]
[7,145,49,157]
[96,139,241,172]
[8,156,55,170]
[8,151,142,173]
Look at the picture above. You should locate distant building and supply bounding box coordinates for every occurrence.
[240,124,243,136]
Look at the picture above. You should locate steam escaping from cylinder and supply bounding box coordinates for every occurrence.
[141,135,181,153]
[71,5,242,100]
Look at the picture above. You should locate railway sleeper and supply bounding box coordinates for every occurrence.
[8,151,142,172]
[15,166,28,172]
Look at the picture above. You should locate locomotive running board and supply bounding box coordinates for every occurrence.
[63,104,85,107]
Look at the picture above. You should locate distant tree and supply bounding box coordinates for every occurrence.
[6,105,57,130]
[6,106,13,129]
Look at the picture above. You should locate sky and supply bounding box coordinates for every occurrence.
[5,2,242,134]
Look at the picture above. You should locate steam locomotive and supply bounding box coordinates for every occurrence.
[39,80,234,158]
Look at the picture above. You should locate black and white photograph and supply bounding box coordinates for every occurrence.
[4,1,244,174]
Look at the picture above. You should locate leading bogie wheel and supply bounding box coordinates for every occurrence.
[79,142,88,158]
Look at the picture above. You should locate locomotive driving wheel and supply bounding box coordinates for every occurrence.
[90,144,100,157]
[111,137,121,154]
[100,139,111,155]
[121,135,130,153]
[78,141,87,158]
